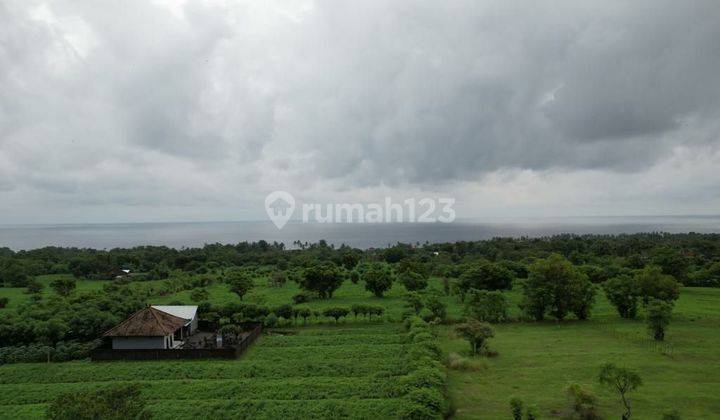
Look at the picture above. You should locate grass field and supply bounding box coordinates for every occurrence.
[440,287,720,419]
[0,274,106,311]
[0,323,421,419]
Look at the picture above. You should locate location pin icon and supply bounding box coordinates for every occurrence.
[265,191,296,229]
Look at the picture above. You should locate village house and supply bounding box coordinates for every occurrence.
[103,305,198,350]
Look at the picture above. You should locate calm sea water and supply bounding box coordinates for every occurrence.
[1,216,719,251]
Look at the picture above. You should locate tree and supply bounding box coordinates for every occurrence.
[651,247,690,282]
[268,271,287,288]
[635,266,680,304]
[405,291,424,315]
[25,278,44,295]
[603,275,641,319]
[299,262,344,299]
[46,384,149,420]
[646,298,673,341]
[50,277,76,297]
[465,289,508,323]
[458,260,514,299]
[520,254,595,321]
[190,288,209,302]
[598,363,642,420]
[399,271,428,291]
[425,295,447,321]
[0,260,31,287]
[363,263,393,297]
[225,270,254,300]
[322,306,350,322]
[454,319,494,355]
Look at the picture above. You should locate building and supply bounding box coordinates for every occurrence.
[103,305,198,350]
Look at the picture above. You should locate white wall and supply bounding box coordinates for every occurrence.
[112,336,166,349]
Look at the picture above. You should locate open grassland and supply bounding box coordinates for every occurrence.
[0,274,106,311]
[0,323,431,419]
[440,287,720,419]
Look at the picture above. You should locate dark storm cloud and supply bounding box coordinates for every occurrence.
[1,0,719,222]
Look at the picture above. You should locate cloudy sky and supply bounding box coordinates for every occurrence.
[1,0,720,224]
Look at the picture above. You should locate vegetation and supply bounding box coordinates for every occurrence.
[1,233,720,418]
[520,254,596,321]
[598,363,642,420]
[646,298,673,341]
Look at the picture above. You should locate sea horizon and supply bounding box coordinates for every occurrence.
[1,215,719,251]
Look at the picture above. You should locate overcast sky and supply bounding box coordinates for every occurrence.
[1,0,720,224]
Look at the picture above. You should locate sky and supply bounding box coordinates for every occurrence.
[1,0,719,224]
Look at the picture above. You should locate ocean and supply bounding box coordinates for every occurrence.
[1,216,719,251]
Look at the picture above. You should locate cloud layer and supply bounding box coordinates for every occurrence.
[1,0,719,223]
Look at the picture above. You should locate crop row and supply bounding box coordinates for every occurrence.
[246,343,404,361]
[0,376,406,405]
[2,398,415,420]
[258,333,404,347]
[0,357,407,385]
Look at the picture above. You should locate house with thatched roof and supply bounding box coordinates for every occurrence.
[103,306,198,350]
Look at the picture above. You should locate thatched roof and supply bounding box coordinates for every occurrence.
[104,307,187,337]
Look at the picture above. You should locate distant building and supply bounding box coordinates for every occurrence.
[103,305,198,350]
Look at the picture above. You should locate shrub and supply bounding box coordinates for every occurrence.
[646,298,673,341]
[564,383,600,420]
[510,397,524,420]
[603,275,640,319]
[292,292,311,304]
[46,384,149,420]
[405,292,424,315]
[465,289,508,323]
[458,260,514,299]
[299,262,344,299]
[264,313,278,328]
[520,254,596,321]
[0,297,8,309]
[425,295,447,321]
[363,263,394,297]
[399,271,428,291]
[190,288,210,302]
[455,319,494,356]
[322,307,350,322]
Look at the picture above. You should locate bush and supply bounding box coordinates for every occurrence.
[646,298,673,341]
[455,319,494,356]
[564,383,600,420]
[510,397,524,420]
[46,384,149,420]
[0,297,8,309]
[292,292,311,304]
[458,260,514,299]
[603,275,640,319]
[399,271,428,291]
[465,289,508,323]
[190,288,210,302]
[322,307,350,322]
[363,263,394,297]
[520,254,596,321]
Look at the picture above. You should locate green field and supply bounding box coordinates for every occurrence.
[440,287,720,419]
[0,324,423,419]
[1,274,719,419]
